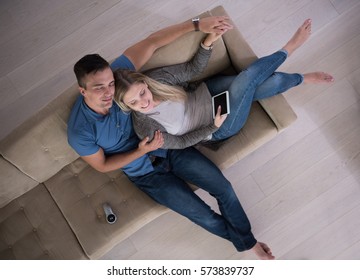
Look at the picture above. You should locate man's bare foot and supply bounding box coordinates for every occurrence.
[283,19,312,56]
[303,72,335,84]
[251,242,275,260]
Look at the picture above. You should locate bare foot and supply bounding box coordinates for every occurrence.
[283,19,312,56]
[303,72,335,84]
[251,242,275,260]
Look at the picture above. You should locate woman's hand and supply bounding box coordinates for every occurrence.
[214,105,227,128]
[138,130,164,153]
[203,28,230,47]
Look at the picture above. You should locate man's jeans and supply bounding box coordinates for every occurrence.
[128,147,257,252]
[205,50,303,141]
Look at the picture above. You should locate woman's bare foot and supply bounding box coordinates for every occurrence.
[251,242,275,260]
[283,19,312,56]
[303,72,335,84]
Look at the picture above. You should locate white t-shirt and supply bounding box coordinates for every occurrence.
[145,83,213,138]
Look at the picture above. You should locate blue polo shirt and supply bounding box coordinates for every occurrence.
[67,54,167,176]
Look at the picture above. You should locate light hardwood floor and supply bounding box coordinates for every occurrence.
[1,0,359,260]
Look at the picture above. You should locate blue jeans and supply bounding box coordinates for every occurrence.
[128,147,257,252]
[205,50,303,141]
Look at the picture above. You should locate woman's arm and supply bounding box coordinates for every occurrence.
[143,45,212,86]
[143,30,228,86]
[160,125,218,149]
[132,112,219,149]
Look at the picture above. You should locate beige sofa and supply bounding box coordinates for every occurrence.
[0,6,296,260]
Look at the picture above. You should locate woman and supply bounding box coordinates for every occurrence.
[114,19,334,149]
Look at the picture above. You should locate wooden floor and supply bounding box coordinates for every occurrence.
[1,0,359,260]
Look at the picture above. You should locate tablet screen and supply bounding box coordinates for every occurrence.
[212,91,230,118]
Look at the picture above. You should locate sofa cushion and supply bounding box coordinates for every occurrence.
[197,102,278,169]
[44,158,169,259]
[0,184,87,259]
[0,85,80,183]
[0,156,38,208]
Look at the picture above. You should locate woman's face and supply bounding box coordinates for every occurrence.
[122,82,157,113]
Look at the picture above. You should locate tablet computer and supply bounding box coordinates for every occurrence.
[212,91,230,119]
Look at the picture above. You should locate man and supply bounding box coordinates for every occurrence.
[68,15,274,260]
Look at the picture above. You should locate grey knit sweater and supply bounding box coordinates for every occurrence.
[132,45,218,149]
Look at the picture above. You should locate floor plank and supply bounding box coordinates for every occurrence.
[250,0,339,56]
[248,120,360,232]
[251,83,360,194]
[282,204,360,259]
[259,174,360,259]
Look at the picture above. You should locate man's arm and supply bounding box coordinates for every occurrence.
[123,16,232,70]
[81,131,164,173]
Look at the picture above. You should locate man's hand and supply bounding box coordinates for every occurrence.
[214,105,228,128]
[199,16,233,33]
[138,130,164,153]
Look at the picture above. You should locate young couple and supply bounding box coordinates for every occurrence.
[114,18,333,148]
[68,15,333,260]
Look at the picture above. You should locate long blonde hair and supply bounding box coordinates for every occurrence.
[114,69,187,112]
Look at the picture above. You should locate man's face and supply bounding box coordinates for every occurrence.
[80,67,115,114]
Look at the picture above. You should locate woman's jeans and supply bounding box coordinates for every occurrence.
[128,147,257,252]
[205,50,303,141]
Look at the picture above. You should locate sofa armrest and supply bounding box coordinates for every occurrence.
[210,6,257,71]
[258,95,297,132]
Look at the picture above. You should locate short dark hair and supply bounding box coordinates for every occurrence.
[73,54,110,88]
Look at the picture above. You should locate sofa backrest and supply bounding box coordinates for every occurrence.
[0,156,38,208]
[0,85,80,207]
